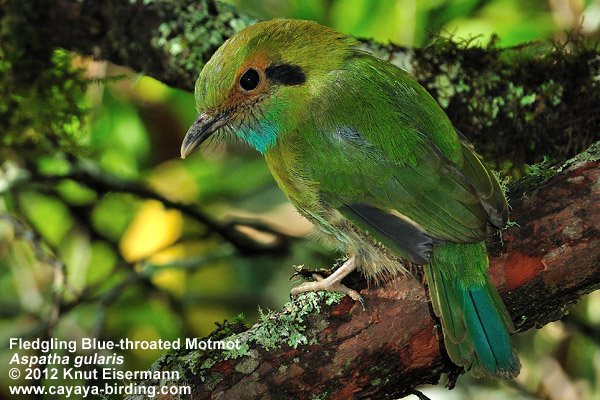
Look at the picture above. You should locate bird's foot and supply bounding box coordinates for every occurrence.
[291,257,364,308]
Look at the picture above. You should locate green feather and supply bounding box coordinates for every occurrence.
[458,139,509,227]
[424,263,466,344]
[427,242,520,378]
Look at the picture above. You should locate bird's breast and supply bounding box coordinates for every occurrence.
[264,143,318,211]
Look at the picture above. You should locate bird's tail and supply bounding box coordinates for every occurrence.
[424,242,520,379]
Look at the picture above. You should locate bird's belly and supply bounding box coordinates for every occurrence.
[264,148,409,281]
[284,192,412,282]
[312,206,411,282]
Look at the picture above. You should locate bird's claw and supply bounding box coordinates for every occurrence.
[290,264,317,281]
[290,274,365,309]
[290,257,364,308]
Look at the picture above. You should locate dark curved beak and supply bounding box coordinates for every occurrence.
[180,112,229,159]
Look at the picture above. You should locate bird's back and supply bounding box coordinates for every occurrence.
[267,51,506,248]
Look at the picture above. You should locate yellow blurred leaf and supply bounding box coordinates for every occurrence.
[132,76,169,103]
[185,306,233,336]
[120,200,183,262]
[585,291,600,324]
[148,243,187,264]
[149,160,199,203]
[150,268,186,297]
[128,324,162,362]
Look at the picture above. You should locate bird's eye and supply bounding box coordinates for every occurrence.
[239,68,261,92]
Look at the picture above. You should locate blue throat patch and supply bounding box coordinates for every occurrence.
[238,119,279,154]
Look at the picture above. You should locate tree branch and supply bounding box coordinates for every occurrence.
[13,0,598,166]
[3,159,296,255]
[43,0,259,91]
[128,141,600,400]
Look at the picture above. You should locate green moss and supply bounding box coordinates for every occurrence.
[247,291,345,351]
[199,358,216,370]
[345,357,353,370]
[429,74,454,109]
[557,140,600,172]
[525,156,553,178]
[234,356,260,374]
[503,155,559,203]
[203,372,224,391]
[151,1,258,83]
[310,392,328,400]
[152,290,346,387]
[519,93,537,106]
[412,33,600,173]
[0,3,90,159]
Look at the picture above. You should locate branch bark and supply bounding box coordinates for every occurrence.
[128,141,600,399]
[43,0,259,91]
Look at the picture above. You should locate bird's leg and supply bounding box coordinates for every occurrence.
[291,257,364,306]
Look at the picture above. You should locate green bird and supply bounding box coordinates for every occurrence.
[181,19,520,379]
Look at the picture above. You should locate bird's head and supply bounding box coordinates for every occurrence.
[180,19,356,157]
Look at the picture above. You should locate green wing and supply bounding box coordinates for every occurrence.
[302,53,507,262]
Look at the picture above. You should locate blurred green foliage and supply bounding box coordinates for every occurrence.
[0,47,89,159]
[226,0,595,46]
[1,0,600,399]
